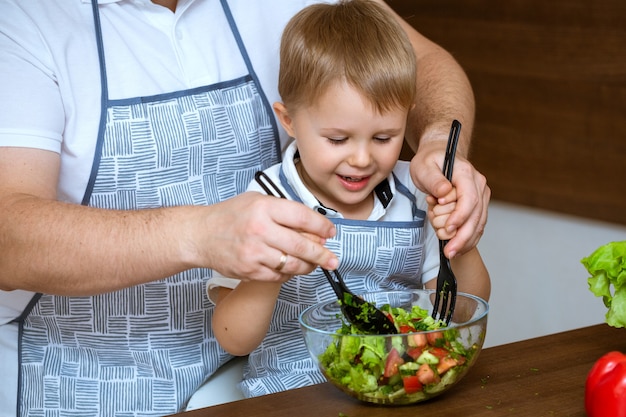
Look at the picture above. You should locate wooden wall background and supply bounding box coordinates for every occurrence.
[390,0,626,225]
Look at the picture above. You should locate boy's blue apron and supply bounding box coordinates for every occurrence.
[239,167,426,398]
[15,0,280,415]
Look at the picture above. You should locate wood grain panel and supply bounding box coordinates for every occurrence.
[392,0,626,225]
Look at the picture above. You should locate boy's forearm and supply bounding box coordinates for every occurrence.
[450,248,491,301]
[212,281,282,356]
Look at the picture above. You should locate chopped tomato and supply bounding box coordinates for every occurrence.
[426,331,445,346]
[384,312,395,323]
[437,356,459,375]
[399,324,414,334]
[406,347,423,360]
[384,348,404,377]
[409,333,427,348]
[402,375,423,394]
[429,347,450,359]
[417,363,440,385]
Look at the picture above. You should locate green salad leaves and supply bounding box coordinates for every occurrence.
[581,241,626,328]
[318,305,476,404]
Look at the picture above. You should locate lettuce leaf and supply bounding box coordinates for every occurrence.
[581,241,626,328]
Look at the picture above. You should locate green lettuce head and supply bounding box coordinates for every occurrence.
[581,241,626,328]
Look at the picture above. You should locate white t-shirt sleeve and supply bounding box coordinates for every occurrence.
[206,274,241,304]
[0,4,66,152]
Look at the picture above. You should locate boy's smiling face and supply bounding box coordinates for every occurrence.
[274,81,408,219]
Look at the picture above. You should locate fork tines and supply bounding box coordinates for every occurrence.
[432,255,458,325]
[431,120,461,325]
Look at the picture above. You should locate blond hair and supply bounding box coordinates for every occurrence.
[278,0,417,114]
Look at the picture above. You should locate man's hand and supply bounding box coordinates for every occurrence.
[194,192,338,282]
[411,140,489,258]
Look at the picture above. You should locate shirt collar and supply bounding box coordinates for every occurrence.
[281,141,395,220]
[82,0,186,5]
[82,0,125,4]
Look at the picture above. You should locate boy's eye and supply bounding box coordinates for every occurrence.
[327,137,347,144]
[374,136,391,143]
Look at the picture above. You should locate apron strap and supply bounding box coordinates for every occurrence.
[84,0,111,205]
[220,0,281,160]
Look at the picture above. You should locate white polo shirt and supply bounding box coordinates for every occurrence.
[0,0,327,201]
[0,1,330,414]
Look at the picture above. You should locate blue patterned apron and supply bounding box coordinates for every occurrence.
[16,1,279,415]
[240,168,426,397]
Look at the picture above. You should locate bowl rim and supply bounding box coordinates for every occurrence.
[298,289,489,336]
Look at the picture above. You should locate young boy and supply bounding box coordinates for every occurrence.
[208,0,490,398]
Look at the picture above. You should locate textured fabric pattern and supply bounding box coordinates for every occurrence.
[20,277,223,417]
[17,3,279,415]
[239,200,425,397]
[19,85,277,416]
[90,81,278,209]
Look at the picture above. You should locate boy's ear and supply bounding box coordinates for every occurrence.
[273,102,296,137]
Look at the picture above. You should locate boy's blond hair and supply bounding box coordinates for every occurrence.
[278,0,417,114]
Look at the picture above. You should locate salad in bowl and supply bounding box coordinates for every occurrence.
[299,289,488,405]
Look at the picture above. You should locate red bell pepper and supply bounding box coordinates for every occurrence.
[585,351,626,417]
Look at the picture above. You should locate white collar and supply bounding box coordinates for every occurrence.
[82,0,126,4]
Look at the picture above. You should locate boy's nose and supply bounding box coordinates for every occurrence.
[347,144,372,167]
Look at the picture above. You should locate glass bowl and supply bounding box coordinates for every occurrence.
[299,289,488,405]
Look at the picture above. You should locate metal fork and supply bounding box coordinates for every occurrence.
[254,171,397,334]
[431,120,461,325]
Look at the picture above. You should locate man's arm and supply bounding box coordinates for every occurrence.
[0,147,337,295]
[374,0,489,257]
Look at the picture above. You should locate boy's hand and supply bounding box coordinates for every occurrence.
[427,189,458,243]
[411,140,489,259]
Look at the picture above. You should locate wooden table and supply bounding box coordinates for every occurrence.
[173,324,625,416]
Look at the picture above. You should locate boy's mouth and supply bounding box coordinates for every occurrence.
[341,175,365,182]
[337,174,371,192]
